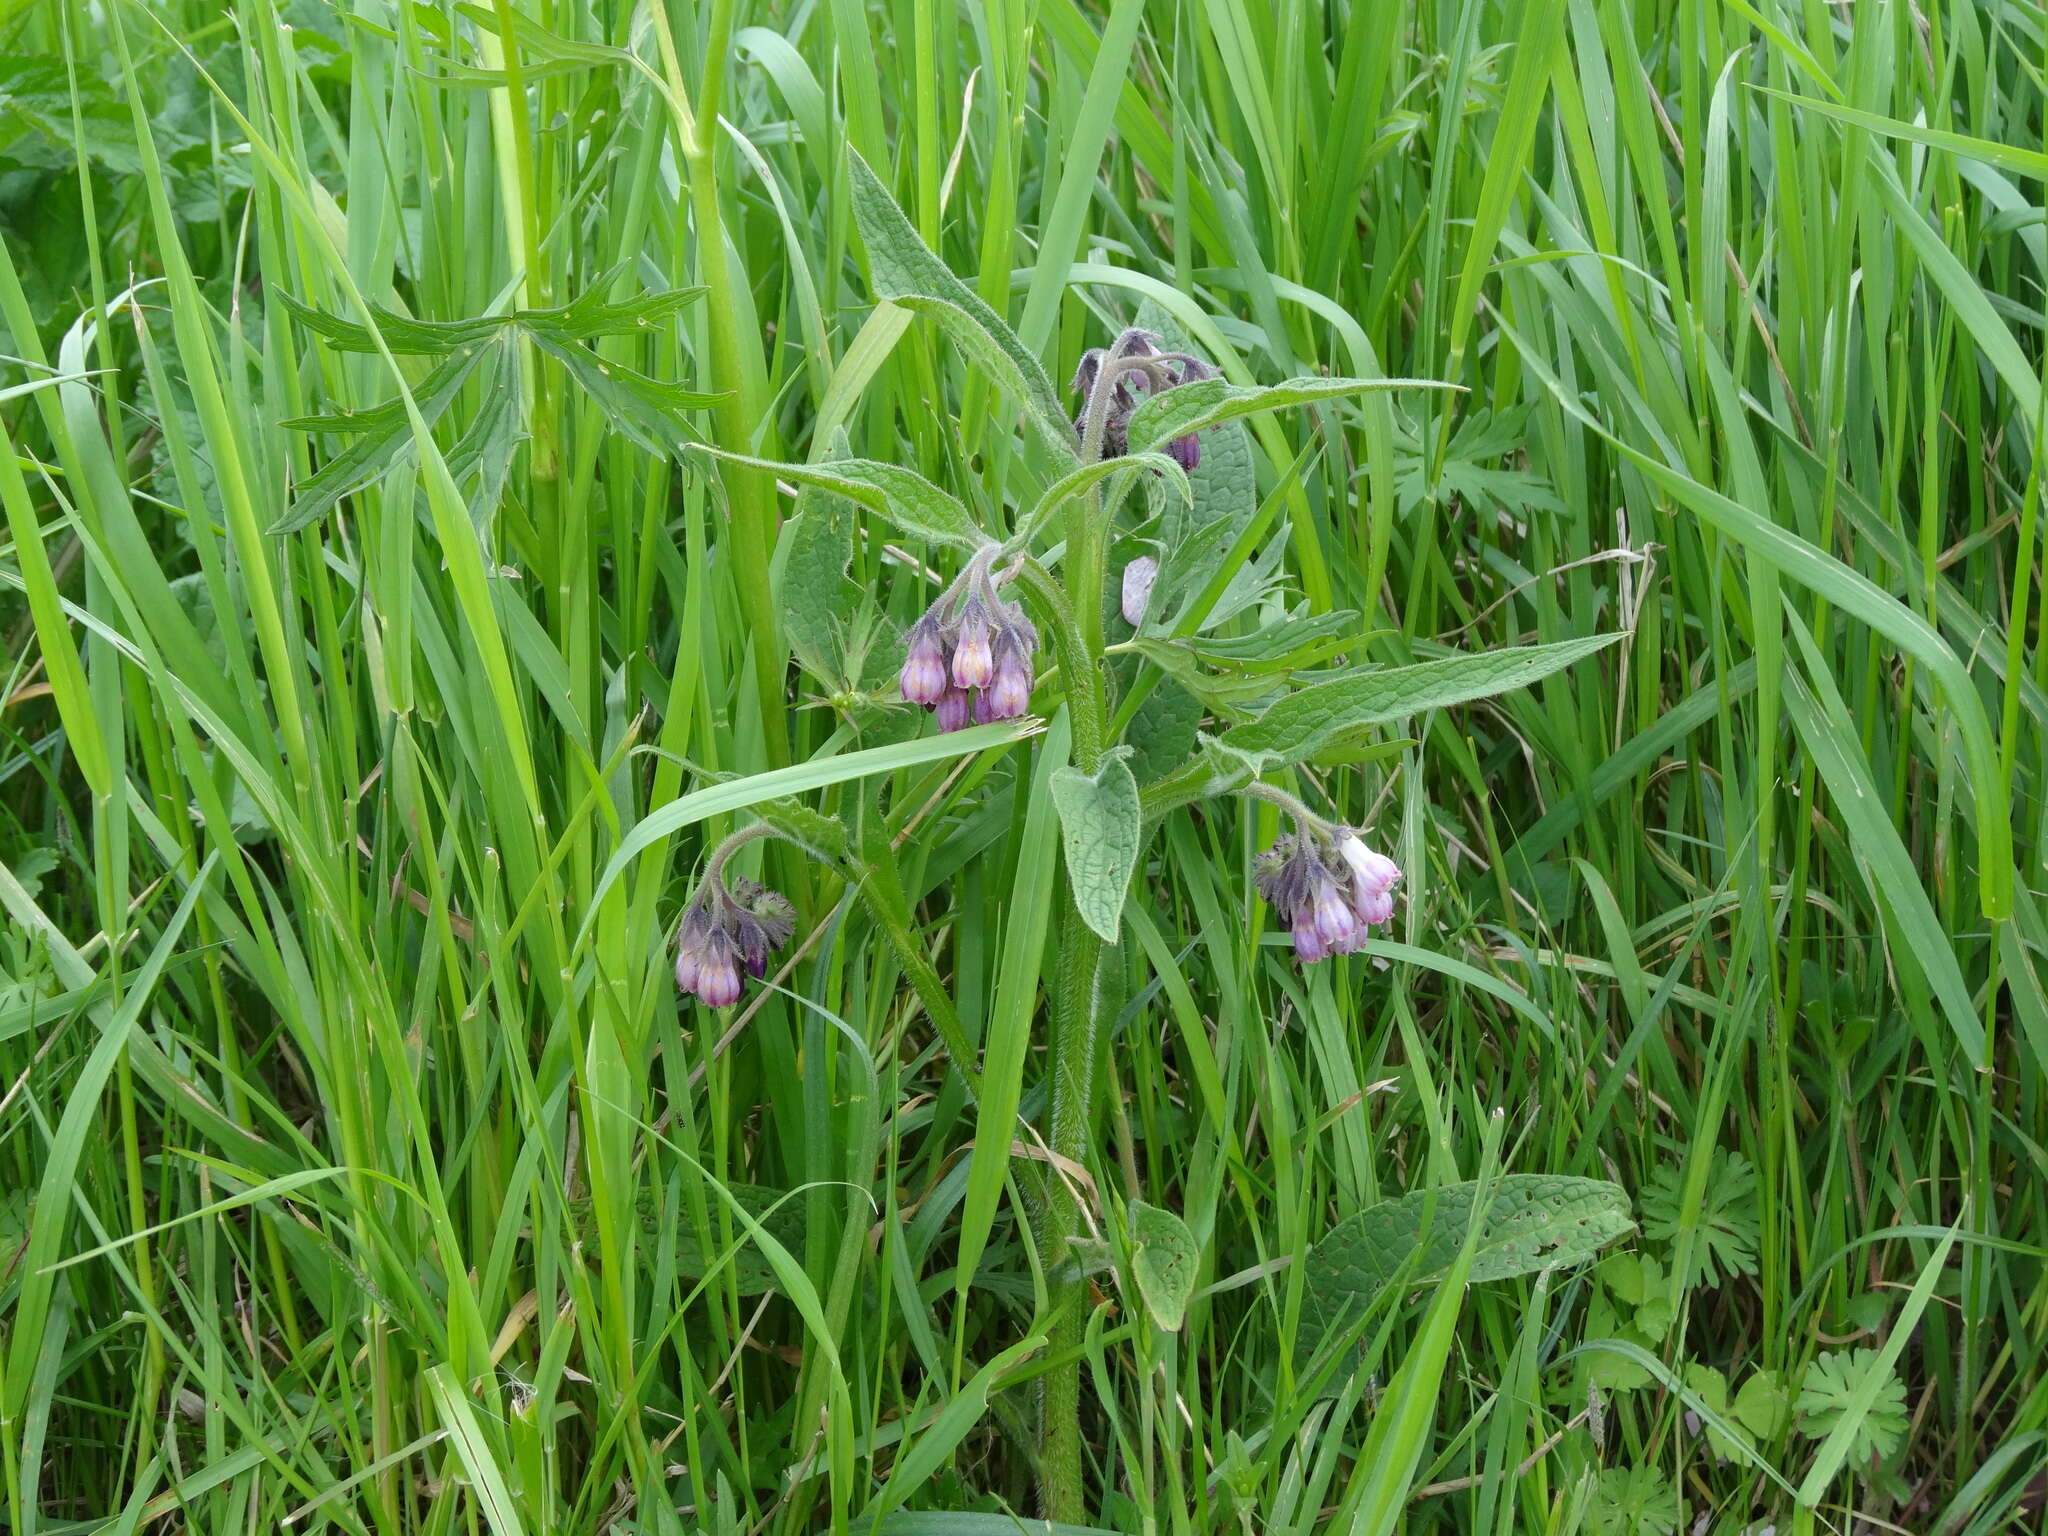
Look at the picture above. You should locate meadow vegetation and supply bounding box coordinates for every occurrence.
[2,1,2046,1533]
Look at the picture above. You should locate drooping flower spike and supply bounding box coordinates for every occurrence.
[896,545,1038,732]
[1070,328,1218,470]
[1249,803,1401,965]
[674,829,798,1008]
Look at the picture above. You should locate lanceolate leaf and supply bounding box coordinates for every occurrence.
[1125,374,1455,457]
[1222,634,1619,763]
[1049,751,1141,942]
[846,149,1077,460]
[1299,1175,1634,1363]
[697,447,987,551]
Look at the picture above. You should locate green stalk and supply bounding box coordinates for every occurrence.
[651,0,788,768]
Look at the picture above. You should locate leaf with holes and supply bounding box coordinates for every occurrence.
[1127,1201,1200,1331]
[1299,1175,1633,1364]
[1049,751,1141,942]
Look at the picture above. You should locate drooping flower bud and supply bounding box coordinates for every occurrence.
[899,613,950,706]
[986,648,1033,720]
[675,866,797,1007]
[1121,556,1159,628]
[693,932,742,1008]
[934,685,973,733]
[1167,433,1201,471]
[1291,906,1328,964]
[950,598,994,689]
[1355,886,1394,928]
[1310,875,1360,950]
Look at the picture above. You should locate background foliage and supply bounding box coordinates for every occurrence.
[2,0,2046,1533]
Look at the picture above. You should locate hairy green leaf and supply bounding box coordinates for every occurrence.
[1049,751,1141,942]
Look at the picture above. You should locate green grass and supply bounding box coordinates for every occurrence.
[3,0,2047,1532]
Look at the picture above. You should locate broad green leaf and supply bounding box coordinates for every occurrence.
[1135,300,1256,550]
[1223,634,1618,764]
[777,479,866,683]
[1123,675,1203,785]
[1124,373,1454,458]
[845,149,1077,460]
[1128,1201,1200,1331]
[1014,451,1188,549]
[1299,1175,1633,1361]
[695,447,987,551]
[1049,751,1141,942]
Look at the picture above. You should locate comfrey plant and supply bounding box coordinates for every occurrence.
[672,823,797,1008]
[688,152,1615,1521]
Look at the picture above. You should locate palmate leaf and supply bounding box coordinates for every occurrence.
[1795,1348,1908,1466]
[1585,1464,1681,1536]
[1641,1146,1760,1287]
[274,281,719,528]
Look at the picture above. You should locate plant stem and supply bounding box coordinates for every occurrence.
[651,0,787,769]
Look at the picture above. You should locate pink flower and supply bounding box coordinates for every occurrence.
[898,614,950,705]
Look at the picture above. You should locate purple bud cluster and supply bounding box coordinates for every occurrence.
[1252,831,1402,963]
[898,568,1038,730]
[1071,329,1216,469]
[674,875,797,1008]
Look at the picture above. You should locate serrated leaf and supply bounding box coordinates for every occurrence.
[1128,1201,1199,1331]
[1642,1146,1760,1288]
[846,150,1076,461]
[1299,1175,1633,1363]
[697,448,987,551]
[1585,1464,1681,1536]
[1795,1347,1908,1466]
[1222,634,1619,765]
[529,333,721,457]
[1049,753,1140,941]
[1124,373,1455,457]
[273,336,507,532]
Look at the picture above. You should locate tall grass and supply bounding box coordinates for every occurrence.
[2,0,2046,1532]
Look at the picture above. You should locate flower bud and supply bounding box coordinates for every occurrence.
[934,685,973,733]
[1311,876,1359,948]
[1337,836,1402,896]
[1355,886,1394,928]
[1291,907,1328,963]
[950,600,994,688]
[1167,433,1201,471]
[986,648,1033,719]
[694,934,742,1007]
[1121,556,1159,627]
[899,614,950,706]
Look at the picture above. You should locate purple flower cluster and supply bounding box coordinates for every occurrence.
[1071,330,1215,469]
[899,569,1038,730]
[1253,831,1401,963]
[674,876,796,1007]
